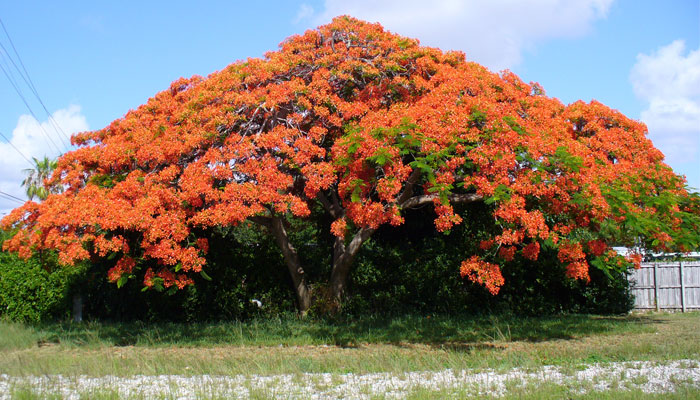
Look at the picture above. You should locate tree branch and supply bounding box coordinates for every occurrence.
[346,227,375,257]
[400,193,483,209]
[395,168,422,206]
[330,190,342,213]
[249,215,272,228]
[317,191,342,219]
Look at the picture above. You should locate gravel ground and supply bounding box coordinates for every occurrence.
[1,360,698,399]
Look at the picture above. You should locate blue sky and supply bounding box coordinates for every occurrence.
[1,0,698,215]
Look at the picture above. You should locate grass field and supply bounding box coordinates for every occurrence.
[0,312,698,377]
[0,312,698,399]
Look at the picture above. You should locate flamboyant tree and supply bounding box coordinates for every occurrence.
[3,17,699,313]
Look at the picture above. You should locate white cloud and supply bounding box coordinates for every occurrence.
[306,0,613,70]
[294,3,315,24]
[630,40,700,187]
[0,105,89,216]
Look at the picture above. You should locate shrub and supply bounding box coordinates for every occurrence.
[0,231,83,322]
[77,224,298,322]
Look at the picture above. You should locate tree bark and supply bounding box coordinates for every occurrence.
[330,227,375,305]
[400,193,483,209]
[267,216,312,315]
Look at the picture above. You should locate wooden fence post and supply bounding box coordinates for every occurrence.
[680,261,686,313]
[653,262,660,312]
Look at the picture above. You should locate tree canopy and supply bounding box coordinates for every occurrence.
[3,16,699,312]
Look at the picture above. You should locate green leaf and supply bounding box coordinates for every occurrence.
[116,276,128,289]
[409,160,430,172]
[348,142,360,154]
[550,146,583,173]
[351,187,361,203]
[200,269,213,281]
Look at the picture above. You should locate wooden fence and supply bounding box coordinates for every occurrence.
[628,262,700,312]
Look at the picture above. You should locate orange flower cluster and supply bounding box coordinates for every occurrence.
[498,246,516,262]
[566,261,591,282]
[557,242,591,281]
[330,218,348,238]
[587,240,607,257]
[107,256,135,282]
[626,253,643,270]
[557,242,586,264]
[522,242,540,261]
[460,256,505,295]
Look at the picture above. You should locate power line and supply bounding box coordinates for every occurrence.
[0,17,71,150]
[0,190,24,202]
[1,17,73,146]
[0,57,67,152]
[0,39,71,146]
[0,190,25,204]
[0,18,37,95]
[0,45,22,89]
[0,129,33,166]
[0,61,63,154]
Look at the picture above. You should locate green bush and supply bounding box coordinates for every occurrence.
[77,223,298,322]
[0,238,84,323]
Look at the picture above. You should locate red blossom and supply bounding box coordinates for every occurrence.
[498,246,516,262]
[460,256,505,295]
[196,238,209,254]
[626,253,643,269]
[566,261,591,282]
[330,218,348,238]
[587,240,607,257]
[522,242,540,261]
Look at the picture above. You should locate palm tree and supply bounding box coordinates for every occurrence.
[21,156,59,201]
[20,156,78,317]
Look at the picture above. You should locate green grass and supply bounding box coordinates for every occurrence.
[0,321,44,350]
[402,382,700,399]
[1,312,661,348]
[0,312,697,376]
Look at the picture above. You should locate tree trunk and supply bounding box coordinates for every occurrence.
[330,227,375,306]
[268,216,312,315]
[72,293,83,322]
